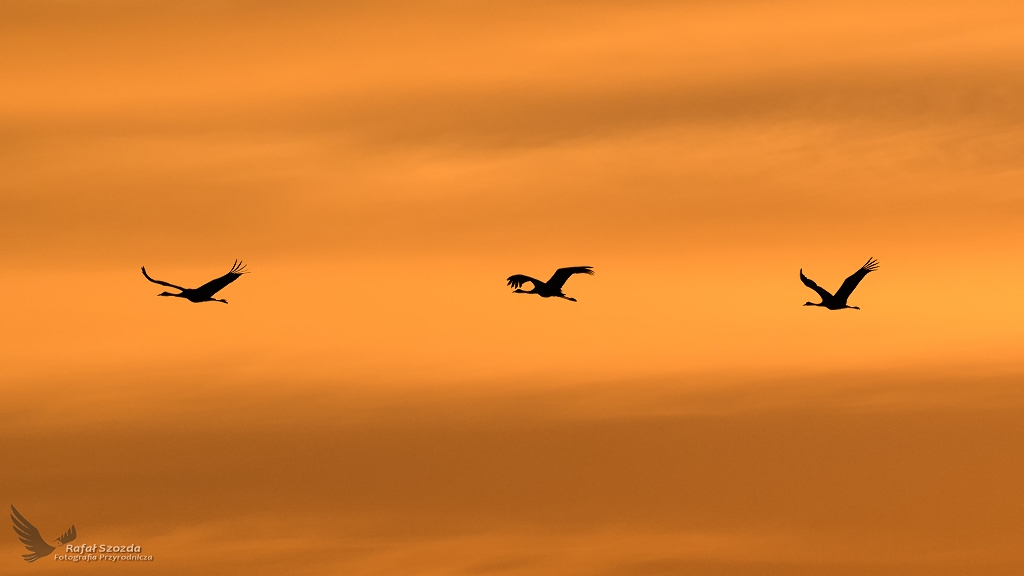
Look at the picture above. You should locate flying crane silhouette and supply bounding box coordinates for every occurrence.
[10,506,76,563]
[800,258,879,310]
[507,266,594,302]
[141,260,248,304]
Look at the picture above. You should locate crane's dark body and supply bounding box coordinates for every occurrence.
[11,506,76,563]
[800,258,879,310]
[142,261,248,304]
[507,266,593,302]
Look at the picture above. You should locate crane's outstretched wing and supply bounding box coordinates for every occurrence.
[193,260,249,298]
[55,524,77,545]
[800,269,833,301]
[545,266,594,290]
[507,274,541,290]
[834,258,879,304]
[10,506,56,563]
[141,267,186,291]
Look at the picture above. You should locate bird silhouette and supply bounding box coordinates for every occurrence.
[141,260,249,304]
[800,258,879,310]
[10,506,76,563]
[507,266,594,302]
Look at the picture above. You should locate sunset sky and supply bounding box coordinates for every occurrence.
[3,1,1024,574]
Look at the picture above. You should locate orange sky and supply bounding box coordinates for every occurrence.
[2,1,1024,574]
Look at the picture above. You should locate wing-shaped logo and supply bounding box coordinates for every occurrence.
[10,506,76,563]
